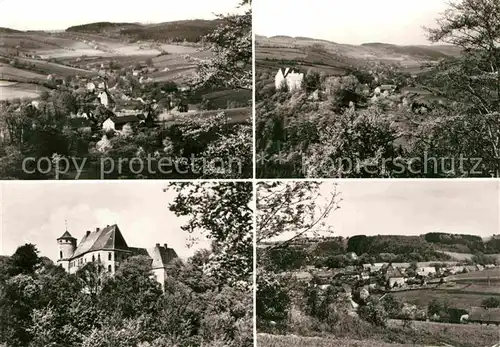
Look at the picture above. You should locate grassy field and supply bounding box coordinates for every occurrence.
[448,268,500,281]
[158,107,251,124]
[258,334,419,347]
[388,320,500,346]
[438,282,500,294]
[1,30,206,84]
[0,65,47,81]
[0,81,49,100]
[255,35,460,75]
[258,320,500,347]
[14,57,97,77]
[391,288,500,309]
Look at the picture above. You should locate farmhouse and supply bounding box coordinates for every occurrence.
[86,82,96,91]
[103,115,140,132]
[385,265,405,288]
[97,90,114,108]
[417,267,436,277]
[56,225,178,287]
[391,262,411,269]
[275,67,304,92]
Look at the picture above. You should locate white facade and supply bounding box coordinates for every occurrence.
[102,118,115,131]
[389,277,405,288]
[275,68,304,92]
[68,249,118,275]
[57,227,177,288]
[86,82,96,91]
[417,267,437,277]
[98,91,109,107]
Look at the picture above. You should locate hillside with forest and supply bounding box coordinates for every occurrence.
[255,31,496,178]
[66,19,222,43]
[260,233,500,272]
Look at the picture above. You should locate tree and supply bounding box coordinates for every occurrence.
[358,300,388,327]
[167,182,253,287]
[191,0,251,90]
[303,69,321,93]
[481,297,500,309]
[424,0,500,176]
[99,256,162,321]
[256,271,290,329]
[8,244,40,276]
[256,181,341,247]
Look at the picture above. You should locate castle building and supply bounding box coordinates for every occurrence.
[275,67,304,91]
[57,224,178,286]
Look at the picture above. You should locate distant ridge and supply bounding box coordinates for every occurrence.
[66,22,143,33]
[0,27,23,33]
[65,19,222,43]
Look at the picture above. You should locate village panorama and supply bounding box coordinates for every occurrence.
[0,0,252,179]
[255,0,500,179]
[256,180,500,347]
[0,180,254,347]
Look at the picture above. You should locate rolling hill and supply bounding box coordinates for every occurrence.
[66,19,222,43]
[256,35,462,75]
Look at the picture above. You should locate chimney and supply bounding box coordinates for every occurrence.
[155,243,160,248]
[86,230,91,237]
[163,243,168,249]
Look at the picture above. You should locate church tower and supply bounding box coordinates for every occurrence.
[57,230,77,271]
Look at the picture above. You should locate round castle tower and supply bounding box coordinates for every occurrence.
[57,230,77,271]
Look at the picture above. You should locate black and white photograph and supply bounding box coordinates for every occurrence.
[0,181,253,347]
[0,0,252,179]
[257,180,500,347]
[254,0,500,178]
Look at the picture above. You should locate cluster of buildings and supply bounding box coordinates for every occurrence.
[295,253,498,292]
[69,70,191,134]
[56,224,178,287]
[273,66,438,112]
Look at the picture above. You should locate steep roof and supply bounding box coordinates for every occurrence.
[57,231,76,240]
[385,266,404,279]
[110,115,140,124]
[72,224,129,258]
[129,245,178,269]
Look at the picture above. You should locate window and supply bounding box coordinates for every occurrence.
[59,251,63,259]
[98,254,101,262]
[92,255,95,262]
[108,265,112,272]
[108,252,112,261]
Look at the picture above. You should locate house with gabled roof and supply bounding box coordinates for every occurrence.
[385,265,405,288]
[275,67,304,91]
[56,224,178,287]
[103,115,141,132]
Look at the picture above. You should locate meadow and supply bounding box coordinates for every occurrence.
[0,81,49,100]
[258,333,420,347]
[391,289,500,308]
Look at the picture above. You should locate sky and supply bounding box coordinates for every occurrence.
[317,180,500,238]
[0,181,211,261]
[254,0,449,45]
[0,0,243,31]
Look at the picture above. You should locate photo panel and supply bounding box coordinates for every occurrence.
[0,0,252,179]
[257,179,500,346]
[254,0,498,178]
[0,180,253,347]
